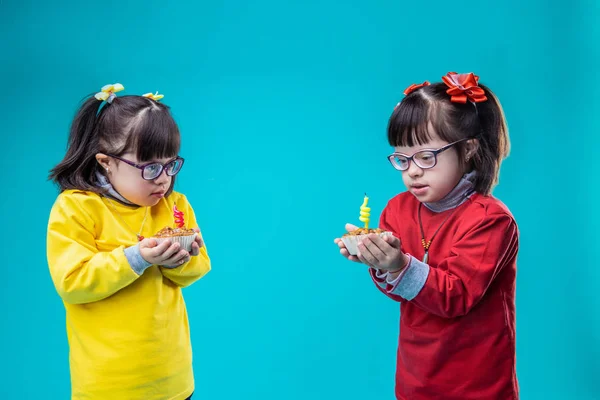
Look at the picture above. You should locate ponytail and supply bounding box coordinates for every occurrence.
[471,84,510,195]
[49,96,103,192]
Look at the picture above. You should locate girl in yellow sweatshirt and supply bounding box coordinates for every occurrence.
[46,84,211,400]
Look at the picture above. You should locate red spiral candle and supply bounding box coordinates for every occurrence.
[173,205,185,228]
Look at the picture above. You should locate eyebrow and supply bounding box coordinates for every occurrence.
[393,147,436,155]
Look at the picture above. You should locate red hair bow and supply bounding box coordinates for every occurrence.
[403,81,430,96]
[442,72,487,104]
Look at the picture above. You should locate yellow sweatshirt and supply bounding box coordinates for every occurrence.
[46,189,211,400]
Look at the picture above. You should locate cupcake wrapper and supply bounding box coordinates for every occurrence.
[341,231,393,256]
[154,234,196,252]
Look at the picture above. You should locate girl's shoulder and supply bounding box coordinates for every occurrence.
[382,192,517,228]
[52,189,104,212]
[48,190,106,226]
[467,193,516,222]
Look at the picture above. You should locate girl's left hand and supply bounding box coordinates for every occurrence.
[190,228,204,256]
[357,233,409,272]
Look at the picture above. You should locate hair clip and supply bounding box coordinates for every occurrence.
[403,81,430,96]
[143,91,164,101]
[442,72,487,104]
[94,83,124,103]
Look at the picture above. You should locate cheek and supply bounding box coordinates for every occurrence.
[401,171,411,185]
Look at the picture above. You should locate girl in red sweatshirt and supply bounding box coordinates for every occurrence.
[335,72,519,400]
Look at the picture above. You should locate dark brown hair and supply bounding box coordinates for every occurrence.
[49,95,181,195]
[388,82,510,195]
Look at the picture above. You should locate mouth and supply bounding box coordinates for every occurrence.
[151,191,166,198]
[410,183,429,195]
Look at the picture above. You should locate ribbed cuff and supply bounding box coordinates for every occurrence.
[388,256,429,300]
[124,243,153,275]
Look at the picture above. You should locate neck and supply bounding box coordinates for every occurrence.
[423,170,477,213]
[95,171,139,207]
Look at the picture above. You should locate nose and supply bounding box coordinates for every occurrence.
[153,169,171,185]
[406,159,423,179]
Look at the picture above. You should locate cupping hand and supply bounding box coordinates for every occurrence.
[334,223,409,272]
[140,228,205,268]
[140,238,191,268]
[334,223,362,263]
[189,228,204,256]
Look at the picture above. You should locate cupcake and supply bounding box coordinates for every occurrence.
[152,205,197,252]
[341,194,393,256]
[341,228,393,256]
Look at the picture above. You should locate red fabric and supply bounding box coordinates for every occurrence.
[372,192,519,400]
[403,81,430,96]
[442,72,488,104]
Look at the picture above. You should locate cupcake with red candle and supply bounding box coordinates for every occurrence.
[152,205,197,252]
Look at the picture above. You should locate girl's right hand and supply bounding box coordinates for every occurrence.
[333,223,362,263]
[139,238,190,267]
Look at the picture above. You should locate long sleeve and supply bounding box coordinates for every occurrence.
[368,205,406,302]
[159,196,211,287]
[46,193,140,304]
[388,212,518,318]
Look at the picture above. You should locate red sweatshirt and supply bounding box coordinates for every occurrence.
[371,192,519,400]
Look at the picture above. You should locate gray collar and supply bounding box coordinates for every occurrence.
[423,171,476,213]
[95,171,138,207]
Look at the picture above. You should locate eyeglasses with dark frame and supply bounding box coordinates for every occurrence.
[107,154,185,180]
[387,138,470,171]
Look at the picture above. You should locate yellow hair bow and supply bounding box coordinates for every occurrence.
[94,83,124,103]
[143,91,164,101]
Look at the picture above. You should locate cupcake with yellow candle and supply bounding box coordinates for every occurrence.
[152,205,197,252]
[341,194,393,256]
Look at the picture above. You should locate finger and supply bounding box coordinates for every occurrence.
[359,238,383,264]
[364,236,388,258]
[366,234,400,257]
[356,250,374,268]
[345,223,359,233]
[194,234,204,248]
[151,240,171,256]
[160,242,181,259]
[163,250,190,266]
[190,242,200,256]
[356,241,377,267]
[383,234,401,248]
[338,247,359,262]
[140,238,158,249]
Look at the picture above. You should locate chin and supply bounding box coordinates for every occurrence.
[146,198,162,207]
[412,192,443,203]
[132,197,160,207]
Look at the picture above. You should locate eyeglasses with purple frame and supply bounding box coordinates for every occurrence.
[387,138,471,171]
[107,154,185,180]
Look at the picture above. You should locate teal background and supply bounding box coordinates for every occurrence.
[1,0,597,399]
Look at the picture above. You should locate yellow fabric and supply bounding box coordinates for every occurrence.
[46,189,211,400]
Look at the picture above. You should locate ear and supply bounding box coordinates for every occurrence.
[464,138,479,160]
[95,153,111,172]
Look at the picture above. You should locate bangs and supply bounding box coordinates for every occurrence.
[387,86,461,147]
[124,104,181,162]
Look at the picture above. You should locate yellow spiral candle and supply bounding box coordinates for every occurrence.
[359,193,370,230]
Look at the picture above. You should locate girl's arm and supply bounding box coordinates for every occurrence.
[384,211,518,318]
[368,206,406,302]
[47,193,141,304]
